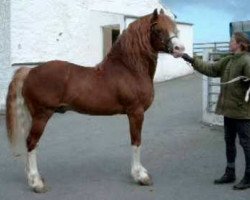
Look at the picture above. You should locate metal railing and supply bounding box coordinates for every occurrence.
[193,42,229,57]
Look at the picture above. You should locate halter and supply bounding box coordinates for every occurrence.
[164,35,177,53]
[150,22,177,53]
[165,35,177,43]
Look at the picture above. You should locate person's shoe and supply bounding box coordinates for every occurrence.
[214,167,236,184]
[233,173,250,190]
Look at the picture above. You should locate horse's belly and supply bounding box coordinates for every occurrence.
[68,95,124,115]
[73,103,124,115]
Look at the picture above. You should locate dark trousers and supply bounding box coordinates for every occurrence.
[224,117,250,173]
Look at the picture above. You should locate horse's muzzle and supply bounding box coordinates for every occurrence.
[163,35,177,54]
[171,37,185,58]
[164,45,173,54]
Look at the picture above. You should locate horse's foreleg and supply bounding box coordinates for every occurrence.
[128,110,152,185]
[26,113,52,193]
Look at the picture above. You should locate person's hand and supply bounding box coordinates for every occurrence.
[182,53,194,64]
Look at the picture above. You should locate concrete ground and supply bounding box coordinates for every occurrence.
[0,74,249,200]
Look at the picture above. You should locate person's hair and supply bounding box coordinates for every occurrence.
[233,32,250,52]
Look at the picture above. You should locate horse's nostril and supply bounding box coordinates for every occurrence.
[174,46,180,50]
[174,45,185,52]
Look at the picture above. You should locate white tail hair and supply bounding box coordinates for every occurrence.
[6,67,32,157]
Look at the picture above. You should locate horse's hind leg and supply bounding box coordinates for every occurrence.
[26,149,47,193]
[128,109,152,186]
[25,111,52,193]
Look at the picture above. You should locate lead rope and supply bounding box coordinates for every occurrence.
[245,87,250,102]
[220,76,250,102]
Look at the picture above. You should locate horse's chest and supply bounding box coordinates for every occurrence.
[138,86,154,110]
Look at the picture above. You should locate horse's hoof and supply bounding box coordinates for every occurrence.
[32,185,50,193]
[139,175,153,186]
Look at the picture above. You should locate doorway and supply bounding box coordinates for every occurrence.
[102,25,120,57]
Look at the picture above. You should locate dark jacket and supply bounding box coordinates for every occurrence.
[193,52,250,119]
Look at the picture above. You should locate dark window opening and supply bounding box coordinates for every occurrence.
[112,29,120,44]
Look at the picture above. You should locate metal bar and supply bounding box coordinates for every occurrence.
[194,42,229,45]
[208,92,220,95]
[12,62,45,66]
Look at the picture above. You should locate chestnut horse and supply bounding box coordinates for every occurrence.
[6,9,184,193]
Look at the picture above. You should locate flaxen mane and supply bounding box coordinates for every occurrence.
[104,14,157,73]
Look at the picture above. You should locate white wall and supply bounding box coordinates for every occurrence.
[10,0,174,66]
[88,0,175,19]
[10,1,128,66]
[11,0,89,65]
[0,0,11,111]
[0,0,10,67]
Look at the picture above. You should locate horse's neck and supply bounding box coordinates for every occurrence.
[147,56,158,79]
[139,54,158,79]
[106,43,158,80]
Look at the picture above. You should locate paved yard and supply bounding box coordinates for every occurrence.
[0,74,249,200]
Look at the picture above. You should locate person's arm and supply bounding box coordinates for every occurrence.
[243,55,250,78]
[243,56,250,102]
[182,53,225,77]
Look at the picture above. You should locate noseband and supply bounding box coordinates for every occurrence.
[164,35,177,53]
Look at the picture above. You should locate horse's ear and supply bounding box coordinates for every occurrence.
[160,8,165,15]
[152,9,158,21]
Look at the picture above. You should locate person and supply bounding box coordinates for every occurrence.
[181,32,250,190]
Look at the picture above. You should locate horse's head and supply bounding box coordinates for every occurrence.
[150,9,185,57]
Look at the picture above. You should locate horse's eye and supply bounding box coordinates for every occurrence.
[153,29,161,35]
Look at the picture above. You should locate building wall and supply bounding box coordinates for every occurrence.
[11,0,97,65]
[10,0,173,66]
[88,0,174,19]
[0,0,11,111]
[0,0,10,67]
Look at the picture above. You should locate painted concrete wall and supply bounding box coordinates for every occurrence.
[11,0,100,65]
[0,0,10,67]
[10,0,174,65]
[0,0,11,111]
[88,0,174,19]
[0,0,193,112]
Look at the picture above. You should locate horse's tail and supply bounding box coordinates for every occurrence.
[6,67,32,157]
